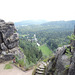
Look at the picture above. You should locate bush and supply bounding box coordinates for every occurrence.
[32,67,36,75]
[43,58,49,62]
[18,59,25,67]
[65,65,70,69]
[4,63,13,69]
[50,56,55,62]
[25,60,34,70]
[65,47,72,58]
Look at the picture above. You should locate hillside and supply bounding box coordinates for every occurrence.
[15,20,47,26]
[15,20,74,33]
[41,20,75,28]
[16,20,74,50]
[38,44,52,56]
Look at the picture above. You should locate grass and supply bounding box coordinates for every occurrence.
[4,63,13,69]
[65,65,70,69]
[32,66,37,75]
[19,46,24,52]
[19,34,27,37]
[38,44,52,56]
[43,57,50,62]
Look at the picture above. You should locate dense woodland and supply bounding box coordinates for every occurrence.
[15,20,74,65]
[19,39,42,64]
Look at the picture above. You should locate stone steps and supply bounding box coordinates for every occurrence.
[42,62,47,67]
[38,64,45,69]
[35,62,48,75]
[34,59,51,75]
[36,67,44,71]
[36,74,44,75]
[36,70,44,74]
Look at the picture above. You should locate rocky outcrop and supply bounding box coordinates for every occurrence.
[33,45,72,75]
[45,44,75,75]
[0,19,24,62]
[34,44,75,75]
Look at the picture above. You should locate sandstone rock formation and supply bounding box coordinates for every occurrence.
[45,45,71,75]
[34,45,72,75]
[0,19,24,62]
[34,45,74,75]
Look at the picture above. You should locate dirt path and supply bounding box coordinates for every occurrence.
[0,61,33,75]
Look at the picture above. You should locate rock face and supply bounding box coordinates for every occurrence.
[34,45,73,75]
[0,19,24,62]
[45,44,75,75]
[34,44,75,75]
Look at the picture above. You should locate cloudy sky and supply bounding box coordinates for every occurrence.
[0,0,75,22]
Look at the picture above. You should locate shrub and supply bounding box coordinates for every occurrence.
[32,67,36,75]
[50,56,55,62]
[65,48,72,58]
[65,65,70,69]
[4,63,13,69]
[43,57,49,62]
[17,59,25,67]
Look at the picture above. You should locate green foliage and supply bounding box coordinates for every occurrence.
[67,34,75,50]
[49,56,56,74]
[67,34,75,40]
[50,56,55,62]
[65,48,72,58]
[47,40,58,51]
[38,44,52,56]
[16,24,73,49]
[19,34,27,38]
[4,63,13,69]
[43,57,50,62]
[16,21,74,69]
[15,55,25,67]
[14,31,16,33]
[24,58,35,70]
[19,39,42,64]
[32,67,36,75]
[18,59,25,66]
[19,46,24,52]
[65,65,70,69]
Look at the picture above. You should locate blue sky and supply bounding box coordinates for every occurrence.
[0,0,75,22]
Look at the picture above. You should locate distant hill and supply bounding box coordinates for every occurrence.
[41,20,75,28]
[15,20,75,29]
[15,20,47,26]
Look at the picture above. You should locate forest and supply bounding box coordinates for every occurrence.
[15,20,74,66]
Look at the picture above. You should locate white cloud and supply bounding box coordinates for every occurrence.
[0,0,75,22]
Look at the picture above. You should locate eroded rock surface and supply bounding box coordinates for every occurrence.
[45,44,75,75]
[0,19,24,62]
